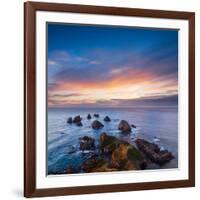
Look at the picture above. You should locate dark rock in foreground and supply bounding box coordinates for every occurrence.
[65,166,78,174]
[81,154,117,173]
[104,116,111,122]
[67,117,72,124]
[118,120,131,133]
[131,124,137,128]
[91,120,104,129]
[100,132,121,153]
[80,136,95,150]
[87,114,92,119]
[94,114,99,118]
[99,133,147,170]
[73,115,81,123]
[135,139,174,165]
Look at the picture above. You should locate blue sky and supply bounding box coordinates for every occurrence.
[47,23,178,107]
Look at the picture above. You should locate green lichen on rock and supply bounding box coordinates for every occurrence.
[99,133,147,170]
[100,132,121,153]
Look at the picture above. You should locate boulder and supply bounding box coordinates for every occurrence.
[135,139,174,165]
[118,120,131,133]
[91,120,104,129]
[87,114,92,119]
[100,132,121,153]
[73,115,81,123]
[104,116,111,122]
[79,136,95,151]
[81,155,106,173]
[111,143,146,170]
[67,117,72,124]
[94,114,99,118]
[81,154,118,173]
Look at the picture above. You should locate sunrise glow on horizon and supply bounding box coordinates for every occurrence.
[48,24,178,108]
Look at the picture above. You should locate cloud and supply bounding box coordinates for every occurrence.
[47,26,178,107]
[49,93,82,98]
[89,60,101,65]
[48,59,57,66]
[109,94,178,107]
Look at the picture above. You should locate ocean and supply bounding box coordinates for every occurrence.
[48,106,178,174]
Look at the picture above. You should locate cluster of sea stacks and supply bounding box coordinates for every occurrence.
[64,114,174,174]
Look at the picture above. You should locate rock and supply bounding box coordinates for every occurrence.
[91,120,104,129]
[111,143,146,170]
[100,132,121,153]
[81,155,117,173]
[73,115,81,123]
[80,136,95,151]
[65,166,78,174]
[131,124,136,128]
[104,116,111,122]
[94,114,99,118]
[81,155,106,173]
[76,122,83,126]
[67,117,72,124]
[118,120,131,133]
[99,133,146,170]
[87,114,92,119]
[135,139,174,165]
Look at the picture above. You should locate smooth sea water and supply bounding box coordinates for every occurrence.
[48,107,178,174]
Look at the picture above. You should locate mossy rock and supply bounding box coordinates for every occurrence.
[100,133,121,153]
[81,156,107,173]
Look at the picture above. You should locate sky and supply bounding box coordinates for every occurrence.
[47,23,178,108]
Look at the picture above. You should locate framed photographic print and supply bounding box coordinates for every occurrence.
[24,1,195,197]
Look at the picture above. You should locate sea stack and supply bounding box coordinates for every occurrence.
[67,117,73,124]
[87,114,92,120]
[104,116,111,122]
[73,115,82,123]
[118,120,131,133]
[91,120,104,129]
[94,114,99,118]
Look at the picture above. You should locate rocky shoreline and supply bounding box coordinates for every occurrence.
[49,113,175,175]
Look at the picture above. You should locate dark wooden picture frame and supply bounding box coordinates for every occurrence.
[24,1,195,198]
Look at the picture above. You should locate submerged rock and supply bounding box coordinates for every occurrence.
[118,120,131,133]
[73,115,82,123]
[67,117,72,124]
[131,124,137,128]
[91,120,104,129]
[87,114,92,120]
[104,116,111,122]
[79,136,95,151]
[76,121,83,127]
[68,145,76,154]
[94,114,99,118]
[135,139,174,165]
